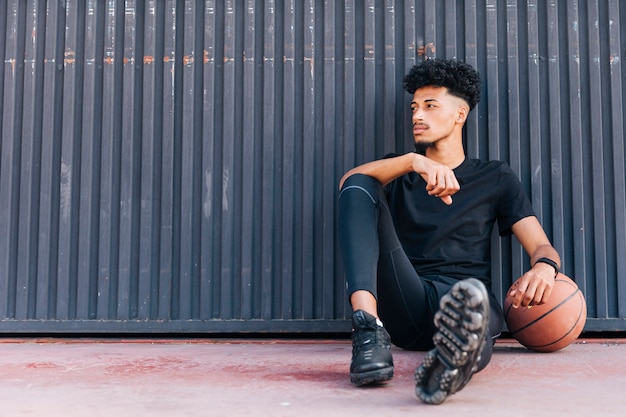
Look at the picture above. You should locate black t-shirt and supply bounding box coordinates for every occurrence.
[384,156,536,287]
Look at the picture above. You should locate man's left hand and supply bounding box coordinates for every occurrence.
[508,262,556,309]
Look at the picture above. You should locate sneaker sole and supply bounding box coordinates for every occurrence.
[350,366,394,386]
[415,278,489,404]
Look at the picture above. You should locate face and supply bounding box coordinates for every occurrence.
[410,86,468,146]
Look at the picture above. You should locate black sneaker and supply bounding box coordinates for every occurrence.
[350,310,394,386]
[415,278,490,404]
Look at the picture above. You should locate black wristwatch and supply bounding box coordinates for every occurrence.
[534,257,559,279]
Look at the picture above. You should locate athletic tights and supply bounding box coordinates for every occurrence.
[338,173,503,372]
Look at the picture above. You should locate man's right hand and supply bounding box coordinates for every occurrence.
[412,154,460,205]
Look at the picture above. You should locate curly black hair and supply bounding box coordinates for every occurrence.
[403,58,481,110]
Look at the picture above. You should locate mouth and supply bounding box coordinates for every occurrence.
[412,123,428,135]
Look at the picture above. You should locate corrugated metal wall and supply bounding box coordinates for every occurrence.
[0,0,624,333]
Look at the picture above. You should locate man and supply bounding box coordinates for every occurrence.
[338,59,561,404]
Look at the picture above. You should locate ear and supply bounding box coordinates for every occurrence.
[456,106,469,124]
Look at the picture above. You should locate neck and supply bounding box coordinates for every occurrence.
[423,134,466,169]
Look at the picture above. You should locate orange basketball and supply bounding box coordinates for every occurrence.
[504,273,587,352]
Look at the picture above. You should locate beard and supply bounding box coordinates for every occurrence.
[414,141,434,155]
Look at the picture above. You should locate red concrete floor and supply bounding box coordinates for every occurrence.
[0,337,624,417]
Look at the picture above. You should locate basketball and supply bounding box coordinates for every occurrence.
[504,273,587,352]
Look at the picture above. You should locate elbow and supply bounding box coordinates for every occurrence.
[339,170,357,190]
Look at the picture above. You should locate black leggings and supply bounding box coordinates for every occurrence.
[338,174,503,371]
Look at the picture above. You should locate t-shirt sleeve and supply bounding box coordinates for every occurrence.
[496,165,536,236]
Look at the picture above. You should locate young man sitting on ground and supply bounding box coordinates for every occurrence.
[338,58,560,404]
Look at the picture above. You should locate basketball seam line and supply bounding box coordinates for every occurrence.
[508,289,582,337]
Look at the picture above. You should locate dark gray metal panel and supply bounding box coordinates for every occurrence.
[607,0,626,320]
[0,0,624,333]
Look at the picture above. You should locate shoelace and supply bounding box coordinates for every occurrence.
[353,327,388,355]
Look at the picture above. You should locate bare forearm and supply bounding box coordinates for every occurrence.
[529,244,561,270]
[339,153,416,189]
[511,217,561,271]
[339,152,461,205]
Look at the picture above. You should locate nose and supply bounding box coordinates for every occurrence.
[412,107,423,124]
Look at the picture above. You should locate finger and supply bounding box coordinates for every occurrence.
[427,175,444,193]
[448,174,461,192]
[509,281,528,309]
[426,183,443,197]
[440,173,460,195]
[530,286,545,307]
[440,195,453,205]
[538,283,553,305]
[543,283,553,303]
[520,284,538,308]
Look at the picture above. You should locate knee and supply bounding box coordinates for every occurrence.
[339,173,383,198]
[339,174,383,207]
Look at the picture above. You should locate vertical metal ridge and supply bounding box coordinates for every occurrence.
[300,0,316,319]
[121,0,145,320]
[1,1,17,317]
[139,0,161,320]
[323,0,339,318]
[77,0,98,321]
[586,0,608,318]
[463,0,480,157]
[0,0,7,317]
[565,1,589,304]
[56,0,79,320]
[608,0,626,319]
[179,0,199,320]
[10,1,23,319]
[280,0,295,319]
[259,0,276,320]
[157,0,177,320]
[239,0,258,319]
